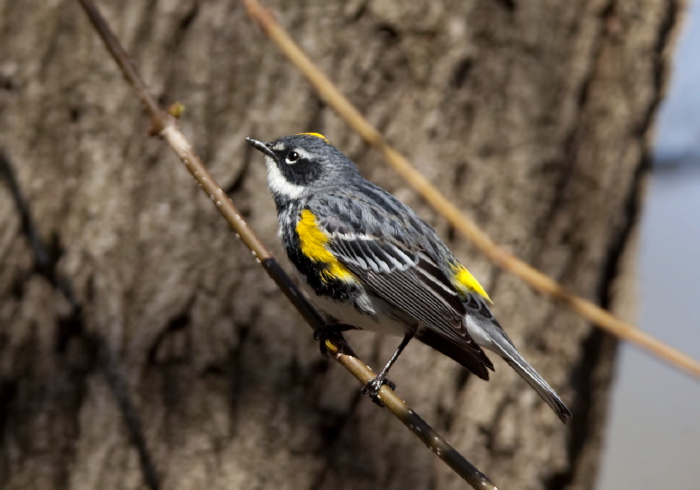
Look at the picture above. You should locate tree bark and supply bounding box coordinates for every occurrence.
[0,1,681,489]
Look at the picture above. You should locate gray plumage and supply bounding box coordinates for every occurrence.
[247,134,571,423]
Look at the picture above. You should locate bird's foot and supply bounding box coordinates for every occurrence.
[314,323,356,357]
[361,375,396,406]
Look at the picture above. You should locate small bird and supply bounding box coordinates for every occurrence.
[247,133,571,423]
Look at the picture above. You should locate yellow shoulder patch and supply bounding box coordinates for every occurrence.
[297,132,330,144]
[297,209,354,282]
[452,263,492,303]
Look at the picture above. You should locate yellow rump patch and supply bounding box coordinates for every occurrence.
[297,132,330,144]
[297,209,354,282]
[452,263,492,303]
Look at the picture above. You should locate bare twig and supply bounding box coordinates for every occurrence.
[242,0,700,380]
[76,1,499,488]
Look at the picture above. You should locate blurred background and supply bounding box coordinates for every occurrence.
[0,2,696,489]
[598,0,700,488]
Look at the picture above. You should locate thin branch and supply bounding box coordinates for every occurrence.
[76,1,498,488]
[242,0,700,380]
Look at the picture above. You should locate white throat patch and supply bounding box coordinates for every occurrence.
[264,155,305,199]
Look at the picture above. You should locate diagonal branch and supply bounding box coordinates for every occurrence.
[241,0,700,380]
[76,1,499,488]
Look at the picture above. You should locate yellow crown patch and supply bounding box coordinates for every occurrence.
[297,132,330,144]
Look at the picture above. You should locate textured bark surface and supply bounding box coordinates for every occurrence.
[0,1,681,489]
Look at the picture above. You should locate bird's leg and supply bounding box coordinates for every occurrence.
[314,322,357,357]
[362,333,414,406]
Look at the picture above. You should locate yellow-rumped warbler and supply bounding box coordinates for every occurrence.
[247,133,571,423]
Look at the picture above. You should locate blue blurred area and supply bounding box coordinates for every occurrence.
[598,2,700,488]
[599,170,700,489]
[654,0,700,168]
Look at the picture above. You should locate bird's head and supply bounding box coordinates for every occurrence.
[246,133,359,202]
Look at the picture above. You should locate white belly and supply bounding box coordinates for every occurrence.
[297,278,408,337]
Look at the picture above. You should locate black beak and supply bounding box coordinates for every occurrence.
[245,137,276,159]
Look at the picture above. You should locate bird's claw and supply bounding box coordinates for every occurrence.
[314,323,355,357]
[361,375,396,406]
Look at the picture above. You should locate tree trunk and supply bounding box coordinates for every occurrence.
[0,1,681,489]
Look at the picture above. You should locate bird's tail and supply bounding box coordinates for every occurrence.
[501,346,572,423]
[467,317,572,423]
[415,327,494,381]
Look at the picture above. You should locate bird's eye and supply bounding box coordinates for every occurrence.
[286,151,300,164]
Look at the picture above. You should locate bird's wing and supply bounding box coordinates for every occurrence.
[315,213,492,370]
